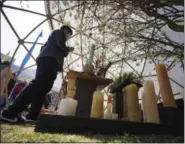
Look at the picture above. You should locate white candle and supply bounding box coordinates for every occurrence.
[156,64,177,107]
[91,90,104,118]
[122,84,141,122]
[143,80,160,124]
[58,98,78,116]
[112,113,118,120]
[104,103,112,119]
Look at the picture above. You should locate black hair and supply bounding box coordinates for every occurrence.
[60,25,73,35]
[2,61,10,66]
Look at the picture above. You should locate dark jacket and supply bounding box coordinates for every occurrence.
[37,29,69,70]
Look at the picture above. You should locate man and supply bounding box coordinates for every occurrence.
[0,25,74,123]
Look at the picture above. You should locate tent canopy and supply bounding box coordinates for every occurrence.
[1,1,184,99]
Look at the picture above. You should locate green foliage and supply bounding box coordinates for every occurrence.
[63,20,70,26]
[109,72,143,91]
[69,12,72,17]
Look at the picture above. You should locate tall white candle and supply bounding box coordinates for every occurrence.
[91,90,104,118]
[143,80,160,124]
[156,64,177,107]
[58,98,78,116]
[122,84,141,122]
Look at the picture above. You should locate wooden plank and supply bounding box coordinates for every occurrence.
[35,114,183,136]
[112,92,124,119]
[67,71,113,86]
[74,78,97,117]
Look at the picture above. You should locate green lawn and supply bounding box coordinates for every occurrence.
[0,123,184,143]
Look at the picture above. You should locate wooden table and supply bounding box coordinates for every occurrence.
[67,70,113,117]
[67,70,112,86]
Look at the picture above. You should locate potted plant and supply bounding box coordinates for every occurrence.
[109,72,143,119]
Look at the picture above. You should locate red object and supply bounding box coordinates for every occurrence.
[13,82,27,95]
[12,73,16,77]
[108,95,112,104]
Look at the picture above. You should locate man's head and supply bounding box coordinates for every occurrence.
[60,25,73,40]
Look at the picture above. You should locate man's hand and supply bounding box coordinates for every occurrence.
[68,47,74,52]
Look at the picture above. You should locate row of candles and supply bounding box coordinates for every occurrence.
[57,64,177,124]
[57,93,118,119]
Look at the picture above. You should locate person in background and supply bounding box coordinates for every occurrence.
[0,61,11,110]
[0,25,74,123]
[8,81,27,104]
[0,90,6,111]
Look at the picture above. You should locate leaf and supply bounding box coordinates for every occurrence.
[62,1,69,6]
[99,24,106,32]
[74,14,78,20]
[175,56,180,62]
[109,71,143,91]
[1,51,10,62]
[69,12,72,17]
[63,20,70,26]
[78,24,83,30]
[136,62,140,66]
[60,17,64,23]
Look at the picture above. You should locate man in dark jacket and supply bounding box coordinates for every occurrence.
[0,25,74,123]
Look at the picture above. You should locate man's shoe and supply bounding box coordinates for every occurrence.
[25,115,37,123]
[0,109,17,123]
[17,114,26,123]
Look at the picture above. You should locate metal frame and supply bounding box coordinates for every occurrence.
[0,1,183,98]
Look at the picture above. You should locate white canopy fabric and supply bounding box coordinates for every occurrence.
[1,1,184,100]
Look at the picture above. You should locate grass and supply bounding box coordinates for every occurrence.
[1,123,184,143]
